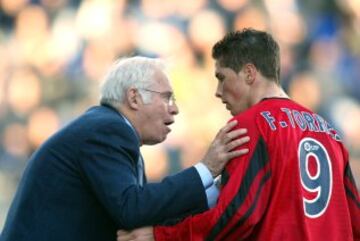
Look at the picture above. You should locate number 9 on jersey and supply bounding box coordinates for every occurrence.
[298,138,333,218]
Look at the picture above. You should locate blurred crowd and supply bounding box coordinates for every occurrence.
[1,0,360,230]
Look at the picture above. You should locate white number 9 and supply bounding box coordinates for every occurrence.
[298,138,333,218]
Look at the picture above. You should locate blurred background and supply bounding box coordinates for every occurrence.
[0,0,360,230]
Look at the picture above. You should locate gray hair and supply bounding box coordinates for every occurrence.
[100,56,166,107]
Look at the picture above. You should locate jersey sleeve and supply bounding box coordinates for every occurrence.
[154,120,273,241]
[343,150,360,239]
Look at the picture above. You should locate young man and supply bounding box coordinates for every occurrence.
[0,57,250,241]
[118,29,360,241]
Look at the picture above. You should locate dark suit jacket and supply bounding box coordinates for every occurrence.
[0,105,208,241]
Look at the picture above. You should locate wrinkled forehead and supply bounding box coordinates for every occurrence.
[150,68,172,91]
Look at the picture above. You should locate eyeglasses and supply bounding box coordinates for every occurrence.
[139,88,176,106]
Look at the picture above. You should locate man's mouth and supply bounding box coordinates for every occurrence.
[222,101,230,110]
[164,120,174,126]
[164,121,174,132]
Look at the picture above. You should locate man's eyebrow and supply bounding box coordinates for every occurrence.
[163,90,173,94]
[161,90,174,96]
[215,72,224,79]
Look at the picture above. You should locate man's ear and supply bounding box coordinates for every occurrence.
[243,63,257,84]
[126,88,142,110]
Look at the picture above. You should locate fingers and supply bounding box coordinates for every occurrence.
[224,128,248,143]
[117,227,154,241]
[226,135,250,151]
[227,148,250,159]
[117,230,133,241]
[219,120,238,136]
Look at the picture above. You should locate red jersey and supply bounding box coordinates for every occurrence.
[154,98,360,241]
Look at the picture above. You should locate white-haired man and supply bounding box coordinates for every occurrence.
[0,57,250,241]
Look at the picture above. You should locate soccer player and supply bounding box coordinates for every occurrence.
[117,29,360,241]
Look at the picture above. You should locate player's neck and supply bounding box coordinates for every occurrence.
[251,80,289,105]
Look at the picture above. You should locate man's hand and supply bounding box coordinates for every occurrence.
[117,227,154,241]
[202,120,250,177]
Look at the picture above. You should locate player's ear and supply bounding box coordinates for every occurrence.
[243,63,257,84]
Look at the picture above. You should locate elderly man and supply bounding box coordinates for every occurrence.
[117,29,360,241]
[0,57,250,241]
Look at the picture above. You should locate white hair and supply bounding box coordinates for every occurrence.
[100,56,166,107]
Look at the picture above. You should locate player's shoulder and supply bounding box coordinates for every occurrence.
[253,98,314,120]
[255,97,304,111]
[232,98,298,122]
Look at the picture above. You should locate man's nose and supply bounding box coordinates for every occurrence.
[215,83,222,98]
[215,87,222,98]
[169,102,179,115]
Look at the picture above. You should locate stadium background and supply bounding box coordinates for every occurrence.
[0,0,359,231]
